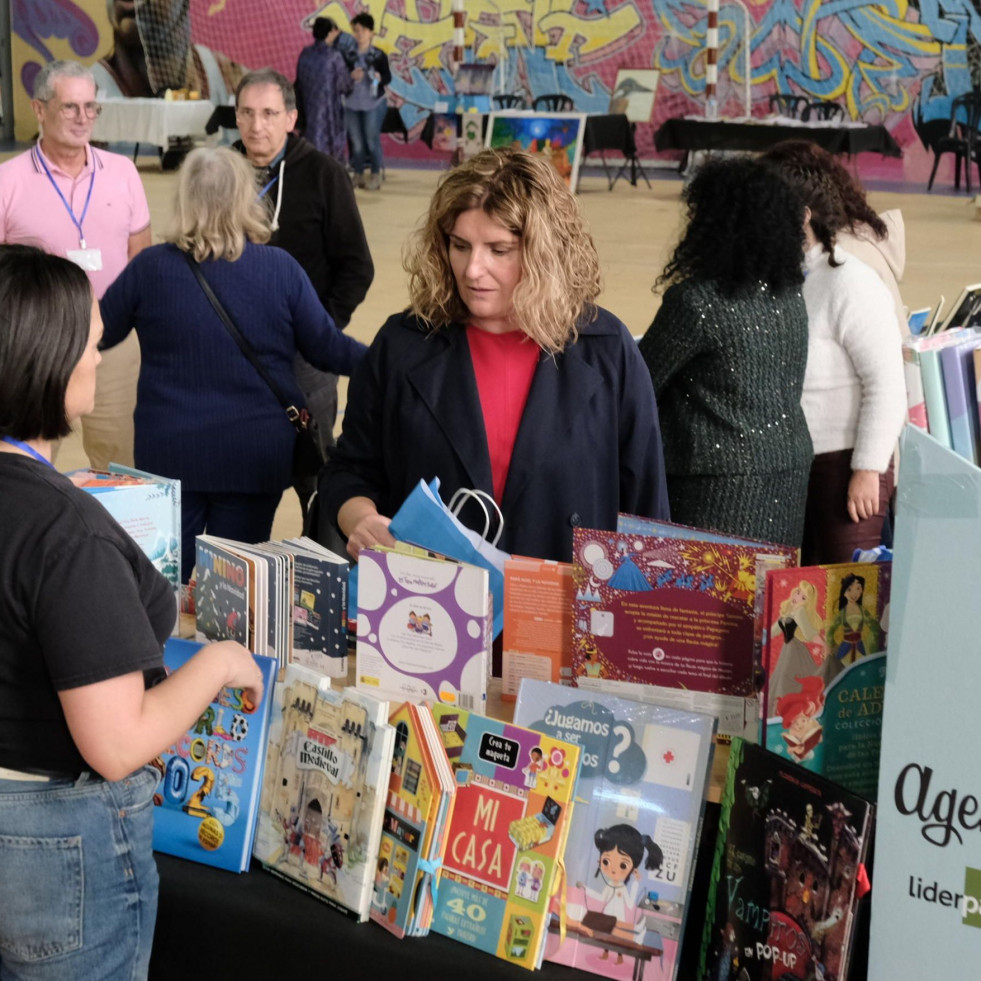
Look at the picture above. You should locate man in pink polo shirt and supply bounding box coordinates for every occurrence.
[0,60,152,469]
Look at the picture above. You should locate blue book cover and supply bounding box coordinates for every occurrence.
[151,638,278,873]
[514,680,715,981]
[940,336,981,465]
[73,465,180,629]
[869,427,981,979]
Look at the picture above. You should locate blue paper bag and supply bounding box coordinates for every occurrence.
[389,479,508,639]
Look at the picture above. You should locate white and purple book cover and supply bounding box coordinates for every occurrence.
[355,547,490,710]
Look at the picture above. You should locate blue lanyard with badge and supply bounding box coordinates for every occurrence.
[37,147,102,272]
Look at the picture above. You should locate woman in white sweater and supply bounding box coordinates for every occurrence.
[766,144,906,564]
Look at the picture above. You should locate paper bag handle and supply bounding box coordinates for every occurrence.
[447,488,505,548]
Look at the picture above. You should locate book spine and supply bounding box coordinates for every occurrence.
[940,342,981,465]
[919,348,952,448]
[902,346,929,430]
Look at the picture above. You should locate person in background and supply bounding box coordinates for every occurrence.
[639,157,813,547]
[321,147,669,564]
[0,244,263,980]
[765,145,907,565]
[763,140,907,336]
[233,68,374,518]
[295,17,354,162]
[99,147,366,582]
[345,12,392,191]
[0,59,151,469]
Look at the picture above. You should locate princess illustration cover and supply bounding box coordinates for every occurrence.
[699,739,872,981]
[762,562,890,801]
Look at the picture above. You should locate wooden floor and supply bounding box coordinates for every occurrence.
[40,155,981,537]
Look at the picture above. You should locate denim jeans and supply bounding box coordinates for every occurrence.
[0,766,159,981]
[346,101,387,175]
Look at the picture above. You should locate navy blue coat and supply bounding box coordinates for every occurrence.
[321,309,670,562]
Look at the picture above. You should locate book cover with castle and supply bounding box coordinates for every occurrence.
[699,739,872,981]
[252,664,395,921]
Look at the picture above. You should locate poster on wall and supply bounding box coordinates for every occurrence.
[868,425,981,979]
[486,111,587,188]
[609,68,659,123]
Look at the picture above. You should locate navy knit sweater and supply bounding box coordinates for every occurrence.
[100,242,366,494]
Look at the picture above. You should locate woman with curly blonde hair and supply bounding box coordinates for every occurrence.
[322,147,669,565]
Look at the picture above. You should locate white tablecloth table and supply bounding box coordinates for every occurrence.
[92,98,216,149]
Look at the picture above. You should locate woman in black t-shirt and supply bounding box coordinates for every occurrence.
[0,245,264,980]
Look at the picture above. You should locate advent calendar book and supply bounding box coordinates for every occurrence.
[762,561,891,801]
[252,664,395,922]
[514,680,715,981]
[429,705,581,970]
[151,638,278,872]
[699,739,872,981]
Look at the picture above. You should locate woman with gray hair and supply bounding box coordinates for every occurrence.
[101,146,366,582]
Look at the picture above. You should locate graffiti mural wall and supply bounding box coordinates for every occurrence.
[10,0,981,182]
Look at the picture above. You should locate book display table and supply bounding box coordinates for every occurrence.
[654,116,901,159]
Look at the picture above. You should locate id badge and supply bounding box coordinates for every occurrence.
[67,247,103,272]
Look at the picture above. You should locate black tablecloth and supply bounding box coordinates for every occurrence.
[582,113,635,157]
[148,801,722,980]
[654,117,901,157]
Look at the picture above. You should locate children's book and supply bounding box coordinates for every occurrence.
[73,465,181,630]
[940,334,981,465]
[356,546,491,710]
[151,638,278,872]
[514,680,715,981]
[762,562,890,802]
[428,704,581,970]
[372,702,456,938]
[699,739,873,981]
[906,327,977,448]
[252,664,395,922]
[282,536,349,677]
[501,556,575,701]
[195,536,252,648]
[573,523,795,741]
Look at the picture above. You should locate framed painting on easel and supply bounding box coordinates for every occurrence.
[485,111,587,189]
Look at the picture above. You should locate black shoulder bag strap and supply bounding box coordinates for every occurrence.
[182,250,308,431]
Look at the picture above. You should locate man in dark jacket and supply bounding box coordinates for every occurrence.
[234,68,374,514]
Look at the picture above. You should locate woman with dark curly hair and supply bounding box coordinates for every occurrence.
[321,147,670,564]
[638,156,812,547]
[763,142,906,565]
[762,140,906,335]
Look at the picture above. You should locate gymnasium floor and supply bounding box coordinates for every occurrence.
[32,154,981,537]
